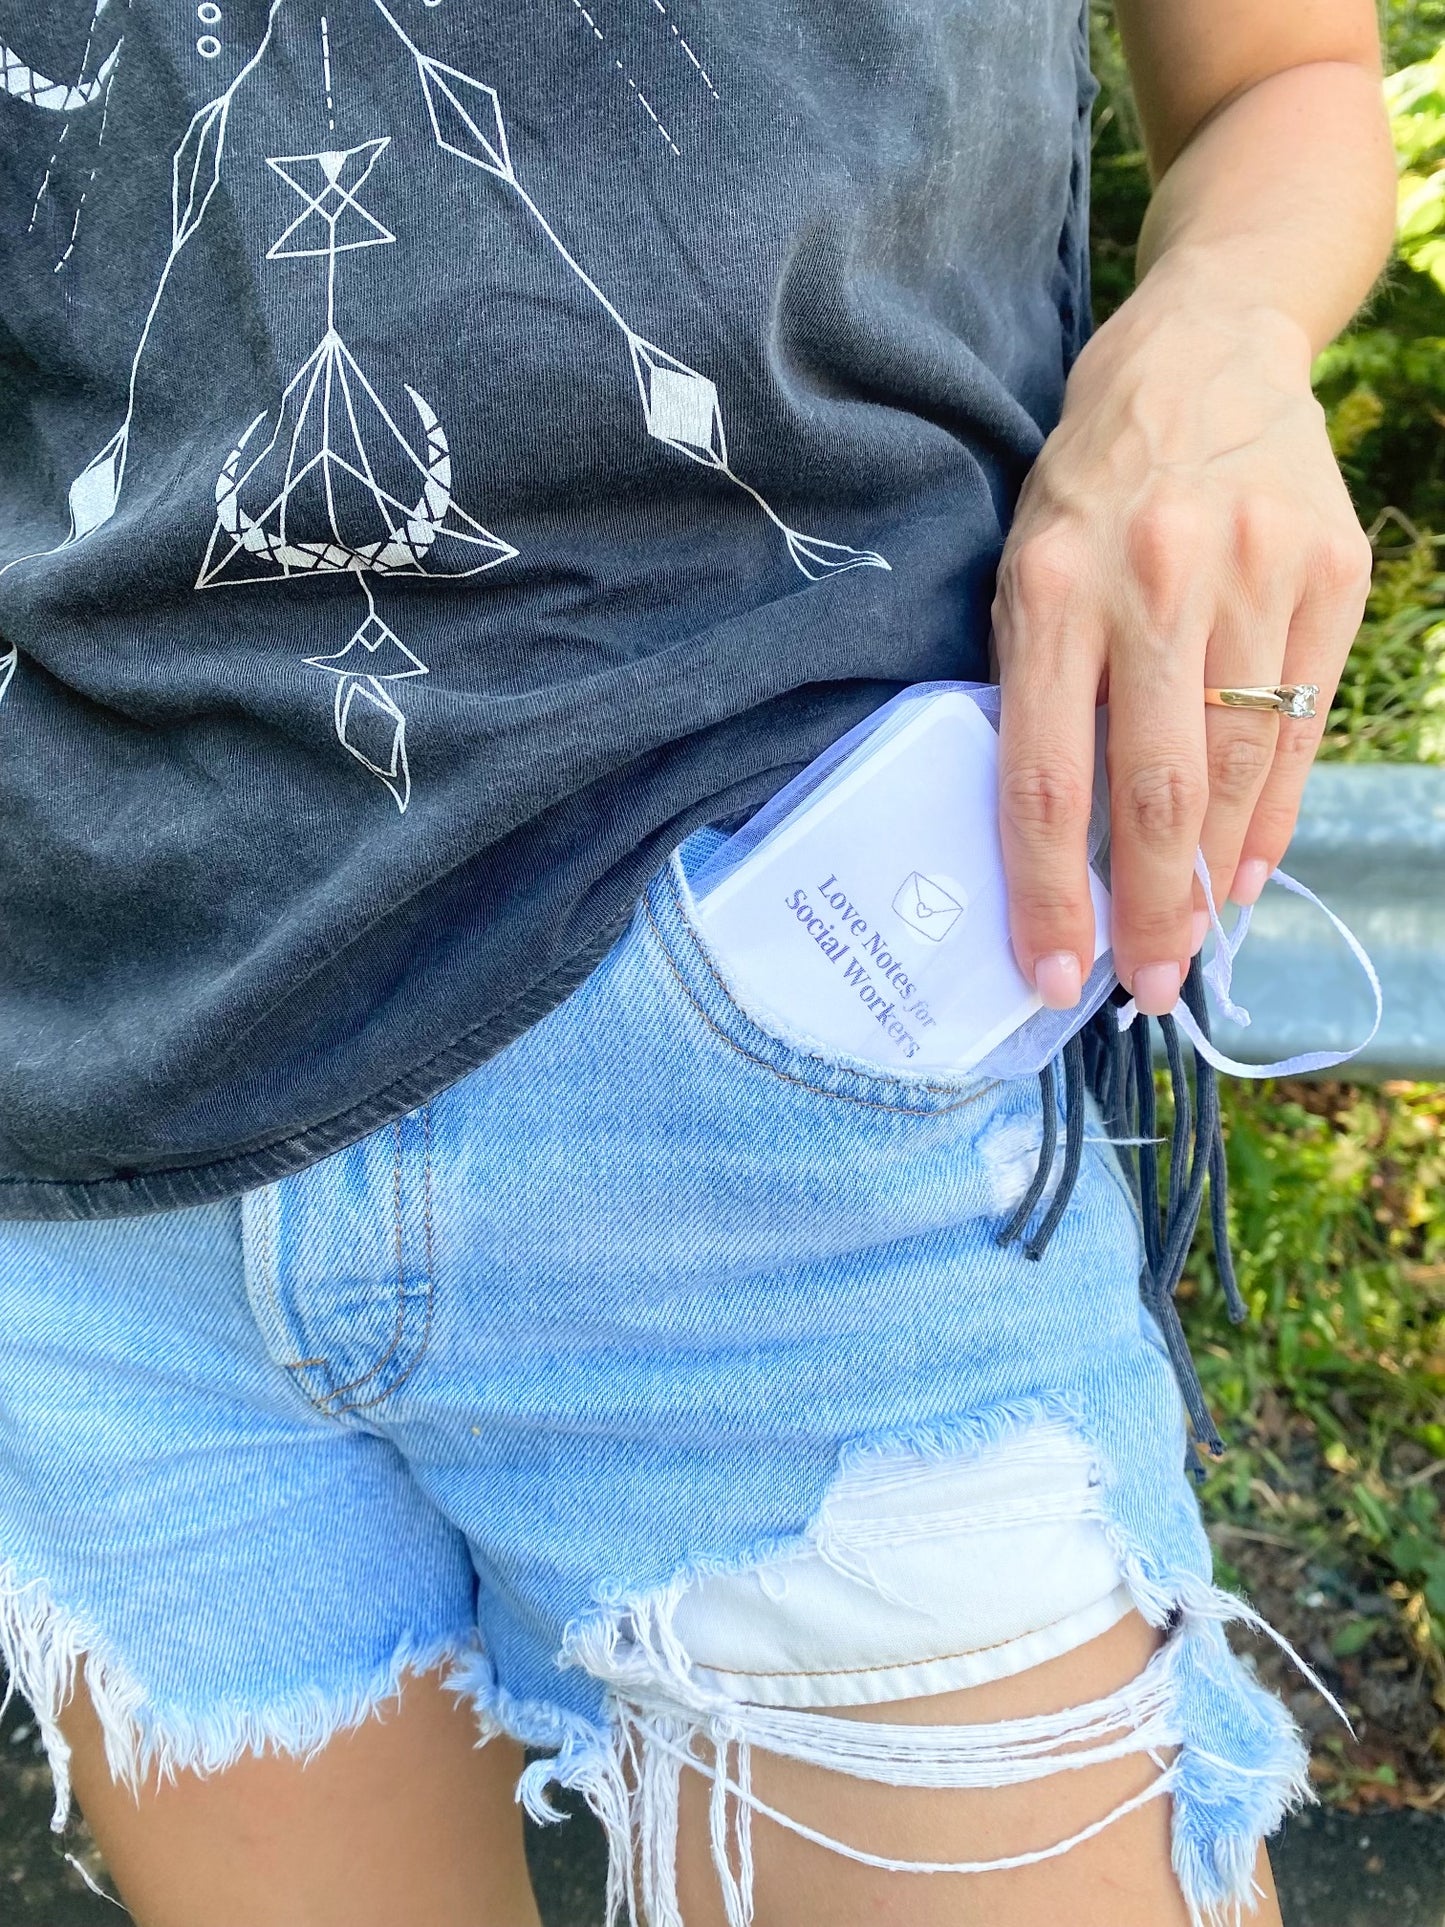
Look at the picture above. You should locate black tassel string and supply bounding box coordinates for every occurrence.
[996,955,1237,1461]
[1023,1033,1086,1260]
[995,1056,1059,1249]
[1184,964,1247,1328]
[1209,1129,1246,1325]
[1159,1013,1191,1232]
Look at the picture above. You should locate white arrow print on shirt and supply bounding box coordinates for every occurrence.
[384,5,890,581]
[0,0,890,763]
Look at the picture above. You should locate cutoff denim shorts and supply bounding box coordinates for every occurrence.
[0,833,1310,1923]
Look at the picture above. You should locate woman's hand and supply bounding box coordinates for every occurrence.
[993,259,1374,1017]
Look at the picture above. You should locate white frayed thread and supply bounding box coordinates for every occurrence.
[548,1581,1188,1924]
[1167,1572,1353,1738]
[835,1419,1091,1499]
[0,1565,141,1829]
[535,1554,1325,1927]
[63,1853,124,1907]
[653,1721,1176,1872]
[0,1558,470,1829]
[1183,1849,1274,1927]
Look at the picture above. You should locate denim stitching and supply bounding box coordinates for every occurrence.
[333,1100,437,1415]
[642,893,993,1119]
[244,1183,335,1406]
[307,1121,411,1410]
[264,1186,330,1386]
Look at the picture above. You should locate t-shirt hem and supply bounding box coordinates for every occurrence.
[0,913,629,1222]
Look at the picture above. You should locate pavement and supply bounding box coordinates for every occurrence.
[3,1690,1441,1926]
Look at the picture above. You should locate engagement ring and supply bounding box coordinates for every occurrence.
[1203,684,1319,718]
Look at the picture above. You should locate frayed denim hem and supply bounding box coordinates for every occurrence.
[464,1404,1318,1927]
[0,1559,471,1831]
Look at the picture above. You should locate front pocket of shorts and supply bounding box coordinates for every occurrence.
[640,847,999,1121]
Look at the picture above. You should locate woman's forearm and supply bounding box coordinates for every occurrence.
[1134,58,1397,357]
[993,12,1394,1016]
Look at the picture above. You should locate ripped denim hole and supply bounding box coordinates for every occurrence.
[510,1409,1331,1927]
[526,1566,1320,1927]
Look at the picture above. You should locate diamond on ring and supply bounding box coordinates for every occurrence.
[1204,683,1319,718]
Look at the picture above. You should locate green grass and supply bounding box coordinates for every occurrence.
[1322,527,1445,765]
[1183,1082,1445,1801]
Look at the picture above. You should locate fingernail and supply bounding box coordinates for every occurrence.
[1034,951,1082,1011]
[1190,908,1210,956]
[1231,859,1271,907]
[1131,960,1183,1017]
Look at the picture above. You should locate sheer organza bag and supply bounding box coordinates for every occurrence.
[692,682,1381,1459]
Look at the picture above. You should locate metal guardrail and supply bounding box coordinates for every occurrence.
[1208,764,1445,1080]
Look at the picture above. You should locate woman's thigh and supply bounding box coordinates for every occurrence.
[61,1668,538,1927]
[675,1613,1282,1927]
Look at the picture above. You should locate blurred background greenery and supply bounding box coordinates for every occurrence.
[1089,1,1445,1811]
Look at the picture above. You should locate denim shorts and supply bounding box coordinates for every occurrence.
[0,833,1309,1923]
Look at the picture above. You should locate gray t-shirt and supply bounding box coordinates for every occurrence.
[0,0,1095,1215]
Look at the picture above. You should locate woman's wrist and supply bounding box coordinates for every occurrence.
[1076,250,1319,401]
[1125,243,1320,373]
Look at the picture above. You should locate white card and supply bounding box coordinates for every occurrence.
[693,690,1112,1075]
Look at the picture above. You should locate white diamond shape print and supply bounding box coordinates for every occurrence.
[306,614,429,682]
[417,57,513,180]
[629,338,727,469]
[67,429,127,540]
[648,367,721,456]
[336,677,411,811]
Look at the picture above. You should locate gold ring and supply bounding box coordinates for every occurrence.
[1204,684,1318,719]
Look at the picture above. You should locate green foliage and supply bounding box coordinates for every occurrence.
[1390,41,1445,294]
[1312,317,1445,530]
[1184,1083,1445,1714]
[1385,2,1445,72]
[1087,6,1148,323]
[1321,524,1445,763]
[1087,7,1445,1793]
[1308,38,1445,526]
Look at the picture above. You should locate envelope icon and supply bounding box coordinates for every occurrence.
[892,872,967,943]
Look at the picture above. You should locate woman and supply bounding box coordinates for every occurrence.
[0,0,1395,1921]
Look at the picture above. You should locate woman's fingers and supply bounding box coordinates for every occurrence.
[993,373,1371,1020]
[998,673,1101,1011]
[1196,587,1288,924]
[1200,704,1279,917]
[1233,533,1372,900]
[996,537,1103,1011]
[1103,623,1212,1015]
